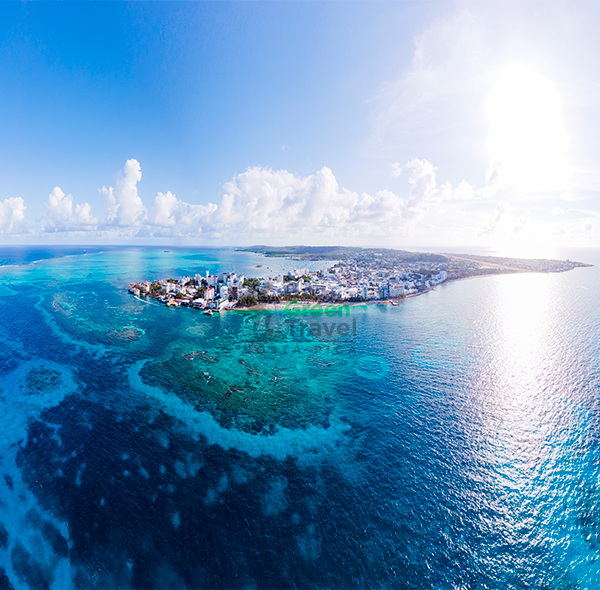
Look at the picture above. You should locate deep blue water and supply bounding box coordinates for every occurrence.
[0,246,599,589]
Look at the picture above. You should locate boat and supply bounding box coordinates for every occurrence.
[204,309,213,316]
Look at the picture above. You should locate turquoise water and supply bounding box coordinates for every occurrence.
[0,246,599,588]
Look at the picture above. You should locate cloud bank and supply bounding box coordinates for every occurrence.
[2,156,591,248]
[2,158,486,243]
[139,158,479,240]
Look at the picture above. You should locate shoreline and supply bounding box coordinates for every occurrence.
[225,279,449,312]
[223,269,542,312]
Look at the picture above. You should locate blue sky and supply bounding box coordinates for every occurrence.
[1,1,599,253]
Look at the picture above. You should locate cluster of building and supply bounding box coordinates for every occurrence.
[129,260,456,310]
[250,266,450,301]
[128,271,244,311]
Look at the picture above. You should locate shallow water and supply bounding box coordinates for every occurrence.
[0,246,599,588]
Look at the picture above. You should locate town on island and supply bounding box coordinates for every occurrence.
[128,246,591,314]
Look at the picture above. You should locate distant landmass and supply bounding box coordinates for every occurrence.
[238,245,591,270]
[238,245,448,263]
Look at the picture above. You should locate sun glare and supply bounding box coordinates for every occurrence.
[486,64,569,193]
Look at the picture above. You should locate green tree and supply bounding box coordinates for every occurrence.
[243,278,260,289]
[238,295,257,307]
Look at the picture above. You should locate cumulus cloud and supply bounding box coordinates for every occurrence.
[139,163,442,240]
[404,158,450,216]
[404,158,479,213]
[101,159,146,226]
[209,165,398,239]
[44,187,97,232]
[213,166,358,237]
[202,159,479,239]
[480,202,509,236]
[146,191,217,236]
[17,157,497,243]
[479,201,531,237]
[0,197,26,234]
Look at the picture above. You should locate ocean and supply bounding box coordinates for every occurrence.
[0,245,599,589]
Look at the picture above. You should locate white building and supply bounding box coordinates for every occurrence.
[434,270,447,283]
[390,284,405,297]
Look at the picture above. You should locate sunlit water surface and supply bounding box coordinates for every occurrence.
[0,246,599,589]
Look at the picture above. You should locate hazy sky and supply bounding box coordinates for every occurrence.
[1,1,599,253]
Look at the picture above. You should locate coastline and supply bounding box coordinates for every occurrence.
[225,277,457,312]
[224,269,539,312]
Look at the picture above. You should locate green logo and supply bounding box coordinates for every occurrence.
[284,301,366,318]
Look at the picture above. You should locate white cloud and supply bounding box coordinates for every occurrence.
[17,157,563,247]
[0,197,26,234]
[128,164,426,240]
[371,12,490,156]
[212,166,358,238]
[452,180,476,202]
[485,161,501,186]
[479,201,531,238]
[405,158,446,216]
[25,158,489,243]
[101,159,146,226]
[44,187,97,232]
[146,191,217,236]
[404,158,479,212]
[206,160,478,240]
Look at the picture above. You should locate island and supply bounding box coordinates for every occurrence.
[128,246,591,312]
